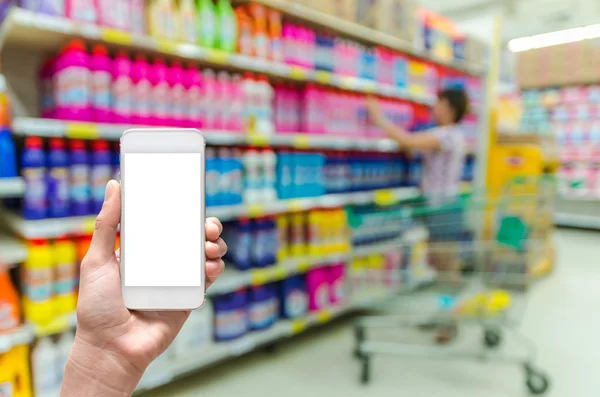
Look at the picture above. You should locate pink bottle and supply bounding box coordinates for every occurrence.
[302,83,322,134]
[131,54,152,125]
[306,267,330,312]
[185,64,204,128]
[90,44,112,123]
[215,71,231,130]
[111,50,132,124]
[53,39,91,121]
[203,69,218,129]
[129,0,145,34]
[150,57,170,126]
[169,60,187,127]
[96,0,128,30]
[328,264,346,305]
[67,0,97,23]
[229,74,243,131]
[39,57,55,119]
[282,24,295,66]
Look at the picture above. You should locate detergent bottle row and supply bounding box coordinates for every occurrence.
[31,331,75,397]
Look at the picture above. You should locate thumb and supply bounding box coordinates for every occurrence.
[85,180,121,267]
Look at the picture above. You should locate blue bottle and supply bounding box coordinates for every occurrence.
[213,290,249,341]
[21,136,47,220]
[313,152,326,197]
[407,154,423,187]
[248,284,278,331]
[206,148,219,207]
[69,139,91,216]
[218,147,232,206]
[279,276,308,319]
[90,140,112,214]
[233,218,253,271]
[0,127,17,178]
[251,218,268,268]
[112,142,120,181]
[263,217,277,266]
[48,138,70,218]
[276,150,293,199]
[230,148,243,205]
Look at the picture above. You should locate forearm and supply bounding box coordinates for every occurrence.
[61,335,144,397]
[372,114,412,147]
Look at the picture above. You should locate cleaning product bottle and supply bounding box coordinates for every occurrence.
[203,69,217,129]
[53,238,78,315]
[66,0,96,22]
[268,9,283,62]
[242,147,261,203]
[232,218,252,270]
[47,138,70,218]
[90,140,112,214]
[215,71,230,129]
[185,64,204,128]
[179,0,198,44]
[38,0,66,16]
[112,141,120,181]
[249,3,268,58]
[0,126,17,179]
[130,0,145,34]
[69,139,91,216]
[0,271,20,333]
[289,212,306,257]
[150,57,170,126]
[55,331,75,384]
[132,54,151,125]
[205,147,219,207]
[279,275,308,319]
[213,290,248,341]
[248,284,278,330]
[229,74,243,131]
[22,239,54,325]
[97,0,128,30]
[198,0,217,48]
[90,44,112,123]
[306,267,329,312]
[22,136,47,220]
[216,147,232,204]
[236,8,252,56]
[31,337,59,397]
[112,50,133,124]
[276,214,289,261]
[216,0,237,52]
[40,56,55,119]
[54,39,91,121]
[328,264,346,304]
[230,147,244,204]
[169,60,187,127]
[260,147,277,201]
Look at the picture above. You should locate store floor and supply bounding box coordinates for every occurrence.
[145,228,600,397]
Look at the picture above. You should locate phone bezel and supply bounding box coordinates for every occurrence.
[120,128,206,311]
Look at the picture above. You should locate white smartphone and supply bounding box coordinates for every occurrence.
[120,129,206,310]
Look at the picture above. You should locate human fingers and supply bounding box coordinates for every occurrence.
[205,259,225,289]
[206,238,227,260]
[205,217,223,242]
[84,180,121,268]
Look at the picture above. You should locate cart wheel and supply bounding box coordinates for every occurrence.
[360,356,371,384]
[525,368,550,395]
[484,329,502,348]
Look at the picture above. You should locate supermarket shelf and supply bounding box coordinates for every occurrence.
[0,325,35,353]
[0,236,28,268]
[4,188,420,239]
[554,212,600,230]
[210,226,428,296]
[234,0,483,76]
[0,177,25,198]
[0,8,435,106]
[558,195,600,203]
[12,117,401,152]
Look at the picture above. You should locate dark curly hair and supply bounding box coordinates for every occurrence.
[438,88,469,123]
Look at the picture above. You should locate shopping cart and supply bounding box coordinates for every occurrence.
[352,176,555,395]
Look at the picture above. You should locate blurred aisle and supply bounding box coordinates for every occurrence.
[145,228,600,397]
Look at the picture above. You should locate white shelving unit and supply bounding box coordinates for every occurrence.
[0,236,28,268]
[554,212,600,229]
[0,177,25,198]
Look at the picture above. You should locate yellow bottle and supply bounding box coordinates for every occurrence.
[53,238,78,316]
[0,345,33,397]
[147,0,179,41]
[290,212,306,257]
[22,240,54,326]
[307,210,321,256]
[179,0,199,44]
[276,215,288,262]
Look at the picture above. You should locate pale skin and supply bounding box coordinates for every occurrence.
[61,180,227,397]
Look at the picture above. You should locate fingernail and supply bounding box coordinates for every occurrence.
[104,180,115,201]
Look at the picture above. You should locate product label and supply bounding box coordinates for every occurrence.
[0,302,18,331]
[23,168,47,211]
[249,298,276,328]
[285,290,307,318]
[55,66,90,108]
[134,79,151,119]
[92,70,112,111]
[91,165,111,203]
[200,12,215,44]
[70,164,90,203]
[23,267,53,302]
[0,381,12,396]
[215,309,247,339]
[152,81,170,120]
[48,167,69,212]
[54,261,77,296]
[112,76,132,117]
[235,230,251,266]
[171,83,187,121]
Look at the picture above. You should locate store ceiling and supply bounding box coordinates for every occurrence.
[420,0,600,39]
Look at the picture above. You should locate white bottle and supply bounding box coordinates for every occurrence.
[255,75,274,135]
[242,74,258,133]
[172,300,214,358]
[217,71,230,129]
[242,148,262,203]
[56,331,75,385]
[261,147,277,202]
[32,337,59,397]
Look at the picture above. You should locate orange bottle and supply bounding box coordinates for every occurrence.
[248,3,269,58]
[267,9,283,62]
[236,8,253,56]
[0,271,21,333]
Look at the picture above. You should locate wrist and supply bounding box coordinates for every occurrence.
[61,334,144,397]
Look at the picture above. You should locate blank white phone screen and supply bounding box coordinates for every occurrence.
[124,153,202,287]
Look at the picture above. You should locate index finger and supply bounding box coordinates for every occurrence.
[86,180,121,266]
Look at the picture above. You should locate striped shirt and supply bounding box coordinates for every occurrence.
[421,125,466,202]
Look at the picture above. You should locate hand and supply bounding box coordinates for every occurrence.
[61,180,226,397]
[366,95,384,123]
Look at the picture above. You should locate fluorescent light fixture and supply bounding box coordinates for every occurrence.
[509,24,600,52]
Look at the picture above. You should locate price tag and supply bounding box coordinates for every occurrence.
[65,122,100,140]
[373,189,397,206]
[293,135,311,149]
[287,199,304,212]
[157,39,178,55]
[206,49,231,64]
[316,309,332,324]
[289,67,307,80]
[315,71,333,84]
[339,76,355,89]
[250,270,270,286]
[82,217,97,234]
[230,337,255,356]
[247,204,265,218]
[363,81,377,94]
[290,319,307,335]
[296,261,312,273]
[101,28,133,45]
[248,134,269,146]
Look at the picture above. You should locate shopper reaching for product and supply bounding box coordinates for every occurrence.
[60,180,227,397]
